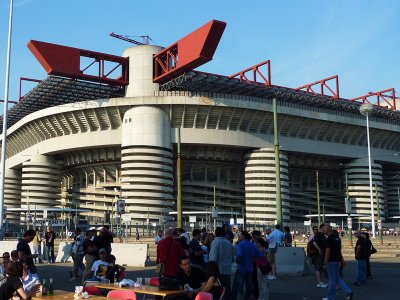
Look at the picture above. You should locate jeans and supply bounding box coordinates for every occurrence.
[326,261,352,300]
[356,259,367,284]
[72,254,85,277]
[232,270,253,300]
[257,267,270,300]
[46,245,55,263]
[32,245,40,264]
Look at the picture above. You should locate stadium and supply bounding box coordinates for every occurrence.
[1,20,399,231]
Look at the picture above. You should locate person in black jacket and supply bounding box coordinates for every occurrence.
[44,227,56,264]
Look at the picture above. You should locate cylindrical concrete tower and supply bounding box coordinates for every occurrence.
[383,170,400,218]
[123,45,163,97]
[244,148,290,228]
[344,159,385,220]
[121,106,174,225]
[4,169,22,223]
[21,154,61,209]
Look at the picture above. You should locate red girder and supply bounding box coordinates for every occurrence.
[295,75,340,99]
[229,60,271,86]
[351,88,397,111]
[27,40,129,86]
[153,20,226,83]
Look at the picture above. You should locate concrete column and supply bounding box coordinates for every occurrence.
[123,45,163,97]
[21,154,61,209]
[244,148,290,228]
[383,170,400,218]
[121,106,173,225]
[343,159,384,220]
[4,169,22,223]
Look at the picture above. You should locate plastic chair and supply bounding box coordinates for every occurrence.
[83,286,102,296]
[107,290,137,300]
[149,277,159,286]
[195,291,213,300]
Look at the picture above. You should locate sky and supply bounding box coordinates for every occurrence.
[0,0,399,111]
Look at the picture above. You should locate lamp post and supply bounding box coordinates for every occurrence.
[359,103,376,238]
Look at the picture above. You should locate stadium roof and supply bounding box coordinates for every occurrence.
[0,76,125,134]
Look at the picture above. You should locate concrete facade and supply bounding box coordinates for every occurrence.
[1,45,400,229]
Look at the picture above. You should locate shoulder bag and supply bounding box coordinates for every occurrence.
[156,239,173,276]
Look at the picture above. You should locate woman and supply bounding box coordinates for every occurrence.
[200,261,224,299]
[202,233,214,263]
[0,261,39,300]
[283,226,292,247]
[20,259,40,293]
[0,252,10,274]
[255,237,270,300]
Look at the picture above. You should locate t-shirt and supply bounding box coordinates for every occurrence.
[17,239,36,273]
[236,239,262,274]
[83,238,96,256]
[313,232,327,254]
[45,232,55,246]
[0,276,22,300]
[156,237,185,278]
[91,260,110,280]
[325,233,342,262]
[22,272,40,292]
[189,238,204,267]
[178,266,206,289]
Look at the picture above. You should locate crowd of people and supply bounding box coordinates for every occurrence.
[306,223,377,300]
[155,224,293,300]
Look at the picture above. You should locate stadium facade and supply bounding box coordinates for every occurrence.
[1,20,400,231]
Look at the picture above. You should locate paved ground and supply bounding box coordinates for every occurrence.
[36,256,399,299]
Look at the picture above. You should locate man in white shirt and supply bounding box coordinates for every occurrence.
[90,248,109,281]
[266,224,284,280]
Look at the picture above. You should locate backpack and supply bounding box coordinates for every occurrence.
[306,239,318,257]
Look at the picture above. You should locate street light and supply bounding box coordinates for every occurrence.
[359,103,376,238]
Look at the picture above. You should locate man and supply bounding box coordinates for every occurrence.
[83,230,97,281]
[10,250,18,262]
[31,229,42,264]
[311,224,328,288]
[189,229,207,269]
[70,228,85,281]
[178,256,206,291]
[232,230,262,300]
[17,229,38,274]
[156,228,185,278]
[44,227,56,264]
[323,225,353,300]
[354,231,368,285]
[266,224,284,280]
[223,224,234,243]
[154,229,164,245]
[209,226,234,299]
[178,228,190,246]
[90,248,109,281]
[94,226,113,255]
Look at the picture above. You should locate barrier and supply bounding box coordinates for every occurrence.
[0,240,19,255]
[275,247,306,275]
[56,242,148,267]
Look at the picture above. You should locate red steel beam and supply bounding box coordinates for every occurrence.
[295,75,340,99]
[351,88,396,110]
[229,60,271,86]
[27,40,129,86]
[153,19,226,83]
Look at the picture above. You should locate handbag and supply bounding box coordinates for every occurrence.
[156,239,173,276]
[370,246,377,255]
[158,276,181,290]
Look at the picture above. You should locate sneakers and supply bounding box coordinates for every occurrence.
[347,291,354,300]
[317,282,328,288]
[266,275,277,280]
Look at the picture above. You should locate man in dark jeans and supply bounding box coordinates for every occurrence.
[17,229,38,274]
[44,227,56,264]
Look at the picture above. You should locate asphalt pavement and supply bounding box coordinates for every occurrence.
[36,256,399,300]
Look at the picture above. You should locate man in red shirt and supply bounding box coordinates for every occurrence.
[157,228,185,277]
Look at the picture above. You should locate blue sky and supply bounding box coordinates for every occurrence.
[0,0,399,109]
